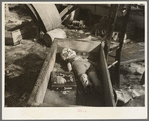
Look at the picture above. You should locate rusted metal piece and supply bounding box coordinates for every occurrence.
[26,4,61,33]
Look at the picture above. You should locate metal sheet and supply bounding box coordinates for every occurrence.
[28,4,61,33]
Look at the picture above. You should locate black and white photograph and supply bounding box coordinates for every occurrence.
[2,1,147,119]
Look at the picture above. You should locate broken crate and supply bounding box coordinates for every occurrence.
[27,39,117,107]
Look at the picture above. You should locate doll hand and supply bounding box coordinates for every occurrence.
[88,60,97,67]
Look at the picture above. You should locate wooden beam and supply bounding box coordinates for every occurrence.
[115,5,132,89]
[104,4,120,60]
[27,41,57,106]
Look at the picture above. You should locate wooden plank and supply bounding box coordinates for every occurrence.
[60,5,73,18]
[104,4,119,60]
[98,44,116,106]
[115,5,132,88]
[27,41,57,106]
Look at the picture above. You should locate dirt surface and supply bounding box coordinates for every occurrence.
[4,4,145,107]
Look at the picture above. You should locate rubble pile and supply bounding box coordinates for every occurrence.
[116,60,145,106]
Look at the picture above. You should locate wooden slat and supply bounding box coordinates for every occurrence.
[115,5,132,88]
[27,41,57,106]
[60,5,73,18]
[104,4,120,60]
[108,61,118,69]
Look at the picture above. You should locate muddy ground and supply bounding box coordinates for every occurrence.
[4,4,145,107]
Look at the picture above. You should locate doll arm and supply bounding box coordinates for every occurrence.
[85,59,97,67]
[67,62,72,72]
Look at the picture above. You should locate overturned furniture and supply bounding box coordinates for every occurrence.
[27,39,117,107]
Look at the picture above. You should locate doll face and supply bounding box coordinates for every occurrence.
[61,48,76,60]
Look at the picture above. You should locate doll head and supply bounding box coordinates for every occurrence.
[61,48,76,61]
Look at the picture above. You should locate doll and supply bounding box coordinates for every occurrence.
[61,48,102,93]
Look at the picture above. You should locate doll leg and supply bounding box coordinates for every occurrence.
[87,69,102,93]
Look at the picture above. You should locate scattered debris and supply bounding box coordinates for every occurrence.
[5,21,38,46]
[116,89,132,104]
[124,95,145,107]
[116,84,145,104]
[65,20,86,29]
[116,59,145,106]
[78,30,84,34]
[130,62,145,74]
[5,64,25,78]
[123,39,131,44]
